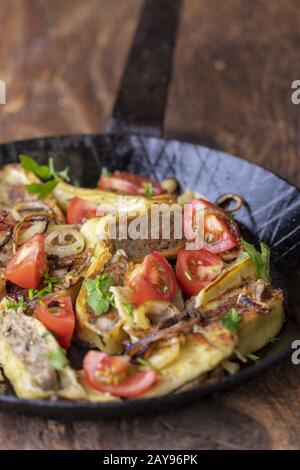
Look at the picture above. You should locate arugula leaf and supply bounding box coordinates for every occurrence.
[221,308,241,333]
[85,273,115,315]
[45,347,69,371]
[240,239,270,282]
[143,182,153,198]
[25,179,59,200]
[123,303,134,317]
[101,167,111,177]
[246,353,260,363]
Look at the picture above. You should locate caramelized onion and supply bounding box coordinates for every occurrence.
[0,221,13,250]
[12,202,53,221]
[45,227,85,258]
[215,193,245,212]
[13,213,51,252]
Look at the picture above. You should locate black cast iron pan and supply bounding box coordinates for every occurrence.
[0,0,299,419]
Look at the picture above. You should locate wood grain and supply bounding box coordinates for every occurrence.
[0,0,299,450]
[165,0,300,188]
[0,0,142,142]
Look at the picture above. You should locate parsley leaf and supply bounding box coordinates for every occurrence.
[85,273,115,315]
[20,154,52,180]
[221,308,241,333]
[3,298,27,310]
[240,239,270,282]
[143,182,153,198]
[21,154,69,200]
[45,347,69,371]
[28,274,60,299]
[101,167,111,177]
[25,180,59,200]
[246,353,260,363]
[268,336,279,345]
[123,303,134,317]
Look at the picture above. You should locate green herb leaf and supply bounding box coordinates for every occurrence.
[28,284,52,300]
[268,336,279,345]
[246,353,260,363]
[42,330,52,338]
[48,157,70,182]
[143,182,153,198]
[123,303,134,317]
[221,308,241,333]
[21,154,69,199]
[44,272,60,284]
[45,347,69,371]
[3,298,27,310]
[25,179,59,200]
[101,167,111,177]
[240,239,270,282]
[20,155,52,180]
[85,273,115,315]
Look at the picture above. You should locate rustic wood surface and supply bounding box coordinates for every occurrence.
[0,0,300,450]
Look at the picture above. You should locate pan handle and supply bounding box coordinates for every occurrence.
[108,0,181,137]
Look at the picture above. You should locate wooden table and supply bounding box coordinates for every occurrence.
[0,0,299,450]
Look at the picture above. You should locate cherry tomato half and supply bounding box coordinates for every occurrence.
[127,252,177,305]
[35,295,75,349]
[67,197,99,224]
[184,198,239,253]
[176,249,223,296]
[98,171,166,196]
[4,233,46,289]
[83,351,157,397]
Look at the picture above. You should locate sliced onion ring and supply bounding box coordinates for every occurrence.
[12,202,53,221]
[13,212,51,252]
[0,221,13,250]
[45,227,85,258]
[215,193,245,213]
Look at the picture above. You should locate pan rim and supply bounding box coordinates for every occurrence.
[0,132,298,416]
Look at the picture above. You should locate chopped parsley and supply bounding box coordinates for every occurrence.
[3,298,27,310]
[20,154,70,200]
[143,182,153,198]
[268,336,279,345]
[42,330,52,338]
[123,303,134,317]
[136,357,158,371]
[28,273,60,299]
[45,347,69,371]
[101,167,112,177]
[221,308,241,333]
[29,283,52,300]
[240,239,270,282]
[85,273,115,315]
[246,353,260,363]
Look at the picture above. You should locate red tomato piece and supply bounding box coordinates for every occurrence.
[127,252,177,305]
[203,214,239,254]
[176,249,223,296]
[4,233,46,289]
[98,171,166,196]
[35,295,75,349]
[184,198,239,253]
[67,197,100,224]
[83,351,157,397]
